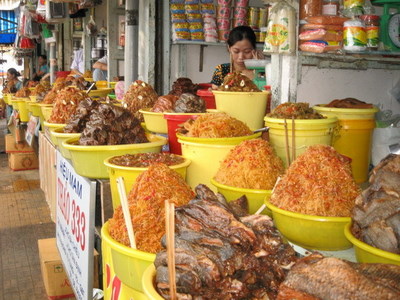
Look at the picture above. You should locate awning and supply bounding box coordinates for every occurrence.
[0,10,16,44]
[0,0,19,10]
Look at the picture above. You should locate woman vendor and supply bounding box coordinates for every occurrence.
[211,26,263,90]
[32,55,49,81]
[2,68,22,93]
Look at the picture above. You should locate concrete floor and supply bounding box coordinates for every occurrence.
[0,120,55,300]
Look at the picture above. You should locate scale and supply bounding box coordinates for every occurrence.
[243,59,270,90]
[372,0,400,51]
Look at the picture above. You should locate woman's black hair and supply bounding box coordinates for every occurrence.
[39,54,47,60]
[7,68,20,78]
[227,26,257,49]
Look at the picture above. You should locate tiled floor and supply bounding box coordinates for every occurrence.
[0,120,56,299]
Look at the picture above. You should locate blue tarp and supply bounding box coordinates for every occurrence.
[0,10,17,44]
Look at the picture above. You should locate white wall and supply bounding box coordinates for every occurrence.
[297,67,400,114]
[170,44,230,84]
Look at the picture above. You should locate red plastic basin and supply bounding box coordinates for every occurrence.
[196,89,216,109]
[164,114,199,155]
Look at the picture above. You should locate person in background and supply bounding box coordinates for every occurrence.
[210,26,264,90]
[92,55,107,81]
[32,55,49,81]
[3,68,22,93]
[70,48,85,76]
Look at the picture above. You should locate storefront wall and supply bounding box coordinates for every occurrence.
[171,44,400,114]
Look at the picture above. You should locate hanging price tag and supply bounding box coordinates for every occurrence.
[25,115,39,146]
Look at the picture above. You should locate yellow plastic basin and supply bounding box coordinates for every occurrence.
[178,134,260,192]
[16,98,30,122]
[213,90,269,130]
[104,155,191,209]
[264,116,338,168]
[88,88,113,98]
[313,105,379,183]
[10,98,19,110]
[50,128,81,159]
[139,108,168,134]
[29,102,42,117]
[41,104,54,122]
[96,81,108,88]
[43,121,66,145]
[176,132,261,145]
[210,178,272,216]
[265,199,352,251]
[3,93,14,104]
[101,222,156,292]
[344,223,400,265]
[63,134,168,179]
[38,103,53,131]
[142,265,163,300]
[29,95,37,102]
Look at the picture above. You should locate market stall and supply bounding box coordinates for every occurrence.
[1,0,400,300]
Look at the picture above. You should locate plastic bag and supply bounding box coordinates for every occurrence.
[372,127,400,166]
[263,1,296,54]
[86,15,98,36]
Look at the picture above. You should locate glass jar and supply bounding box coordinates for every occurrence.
[360,15,380,50]
[322,0,340,16]
[343,18,367,52]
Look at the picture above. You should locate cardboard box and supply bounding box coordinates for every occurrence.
[38,238,99,300]
[5,133,34,153]
[8,152,39,171]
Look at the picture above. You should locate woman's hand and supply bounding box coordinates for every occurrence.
[252,49,265,59]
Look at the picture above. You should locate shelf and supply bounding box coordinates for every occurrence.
[300,51,400,70]
[172,40,265,50]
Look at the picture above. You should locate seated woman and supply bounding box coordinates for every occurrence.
[92,55,108,81]
[2,68,22,93]
[211,26,263,90]
[32,55,49,81]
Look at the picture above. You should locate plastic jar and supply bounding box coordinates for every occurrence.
[322,0,340,16]
[360,15,380,50]
[343,18,367,52]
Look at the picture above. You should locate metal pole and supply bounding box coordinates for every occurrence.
[124,0,139,92]
[49,42,56,84]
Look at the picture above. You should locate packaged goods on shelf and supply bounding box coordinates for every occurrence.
[264,1,296,54]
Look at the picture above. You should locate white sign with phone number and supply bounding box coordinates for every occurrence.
[56,151,96,300]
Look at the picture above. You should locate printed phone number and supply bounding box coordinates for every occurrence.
[58,178,86,251]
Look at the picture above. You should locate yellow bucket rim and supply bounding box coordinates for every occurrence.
[43,121,66,128]
[51,127,81,138]
[139,108,164,117]
[38,103,54,107]
[104,154,191,172]
[177,132,261,144]
[139,108,219,116]
[313,105,379,115]
[13,97,29,101]
[264,116,338,125]
[212,90,269,95]
[265,199,351,223]
[344,223,400,262]
[63,134,167,152]
[142,265,163,300]
[210,178,272,195]
[101,222,156,262]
